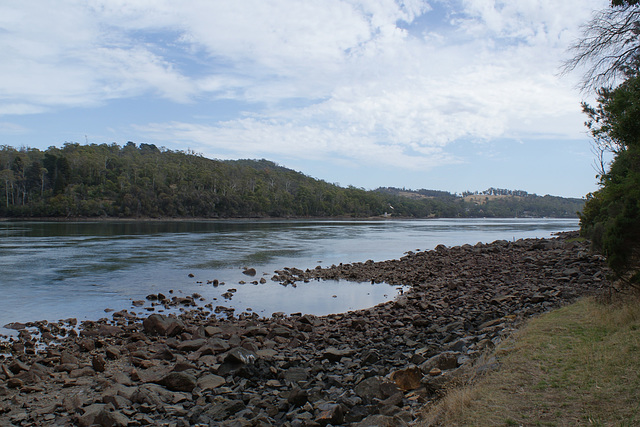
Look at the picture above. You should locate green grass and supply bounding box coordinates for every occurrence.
[420,297,640,426]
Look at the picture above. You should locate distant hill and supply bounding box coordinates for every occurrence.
[0,143,583,219]
[377,187,584,218]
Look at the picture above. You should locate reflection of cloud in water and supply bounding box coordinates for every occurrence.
[225,280,408,316]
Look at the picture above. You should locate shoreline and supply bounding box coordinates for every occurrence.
[0,214,579,223]
[0,232,607,426]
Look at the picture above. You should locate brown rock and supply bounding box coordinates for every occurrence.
[390,366,423,391]
[242,268,257,276]
[78,338,95,352]
[7,377,23,389]
[8,359,29,374]
[105,346,121,360]
[142,314,185,336]
[69,366,95,378]
[92,354,107,372]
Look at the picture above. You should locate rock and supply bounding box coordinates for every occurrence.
[131,385,164,407]
[142,314,185,336]
[242,268,257,276]
[197,374,226,391]
[7,377,23,389]
[77,404,107,427]
[420,351,459,373]
[63,394,87,412]
[287,386,308,407]
[94,407,131,427]
[103,394,131,410]
[69,366,95,378]
[78,338,95,352]
[3,322,26,330]
[105,346,122,360]
[284,367,309,383]
[205,338,231,353]
[354,377,400,403]
[322,347,355,362]
[204,326,222,336]
[92,354,107,372]
[96,324,124,336]
[315,403,344,426]
[177,338,206,352]
[389,366,423,391]
[198,397,247,422]
[223,347,257,365]
[156,371,197,392]
[8,359,29,374]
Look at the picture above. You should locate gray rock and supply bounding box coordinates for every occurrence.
[197,374,226,391]
[284,367,309,383]
[354,377,399,403]
[157,371,197,392]
[286,386,308,407]
[315,403,344,426]
[322,347,355,362]
[224,347,257,365]
[177,338,206,352]
[199,397,247,422]
[94,408,131,427]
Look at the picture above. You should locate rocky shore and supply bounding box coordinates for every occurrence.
[0,232,608,426]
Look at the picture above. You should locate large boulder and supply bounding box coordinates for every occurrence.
[142,314,185,336]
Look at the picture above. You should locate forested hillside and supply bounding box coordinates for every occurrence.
[0,143,583,219]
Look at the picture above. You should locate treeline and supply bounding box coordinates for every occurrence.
[0,143,583,219]
[377,187,583,218]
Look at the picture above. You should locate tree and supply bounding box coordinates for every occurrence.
[0,169,14,207]
[563,1,640,91]
[579,75,640,284]
[570,0,640,285]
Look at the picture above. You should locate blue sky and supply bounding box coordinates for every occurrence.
[0,0,610,198]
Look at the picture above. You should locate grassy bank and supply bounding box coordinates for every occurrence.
[421,297,640,426]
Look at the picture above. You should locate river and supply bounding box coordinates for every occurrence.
[0,218,579,333]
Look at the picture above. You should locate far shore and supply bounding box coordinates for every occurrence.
[0,214,578,222]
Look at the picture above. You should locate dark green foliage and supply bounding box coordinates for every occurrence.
[580,74,640,282]
[0,143,582,219]
[612,0,639,7]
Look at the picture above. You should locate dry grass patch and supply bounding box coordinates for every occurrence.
[420,297,640,426]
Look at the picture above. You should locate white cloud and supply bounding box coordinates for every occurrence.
[0,122,28,135]
[0,0,609,174]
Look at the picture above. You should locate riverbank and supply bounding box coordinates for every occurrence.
[0,232,608,426]
[420,296,640,425]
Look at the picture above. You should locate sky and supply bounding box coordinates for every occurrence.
[0,0,612,198]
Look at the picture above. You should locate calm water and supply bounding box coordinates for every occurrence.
[0,218,578,332]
